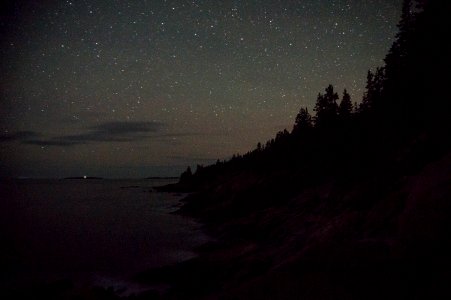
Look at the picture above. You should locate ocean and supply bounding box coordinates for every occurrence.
[0,178,208,295]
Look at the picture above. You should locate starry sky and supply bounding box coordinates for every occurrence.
[0,0,401,178]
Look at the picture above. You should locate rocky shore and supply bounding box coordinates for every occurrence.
[138,149,451,299]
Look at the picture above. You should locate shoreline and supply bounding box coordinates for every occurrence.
[1,179,209,299]
[136,151,451,299]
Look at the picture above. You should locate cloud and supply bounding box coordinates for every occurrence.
[0,131,40,142]
[94,121,164,135]
[57,121,165,143]
[16,121,231,147]
[23,121,166,147]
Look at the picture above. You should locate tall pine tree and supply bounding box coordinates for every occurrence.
[338,89,353,119]
[292,107,312,135]
[314,85,339,128]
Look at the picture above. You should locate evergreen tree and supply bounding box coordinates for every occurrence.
[373,67,385,93]
[275,129,290,141]
[359,67,386,115]
[372,67,385,110]
[359,70,374,113]
[292,107,312,134]
[385,0,414,83]
[314,84,339,127]
[338,89,353,119]
[256,142,262,151]
[180,166,193,182]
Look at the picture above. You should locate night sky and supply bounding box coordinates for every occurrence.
[0,0,401,178]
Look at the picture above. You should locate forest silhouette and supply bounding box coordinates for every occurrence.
[176,0,450,195]
[152,1,451,299]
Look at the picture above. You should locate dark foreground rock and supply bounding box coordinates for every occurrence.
[134,150,451,299]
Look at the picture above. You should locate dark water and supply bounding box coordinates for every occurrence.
[0,178,208,294]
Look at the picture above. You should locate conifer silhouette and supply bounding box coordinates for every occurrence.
[292,107,312,135]
[338,89,353,119]
[314,84,339,128]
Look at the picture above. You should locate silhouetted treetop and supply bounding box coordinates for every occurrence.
[180,166,193,182]
[314,84,339,128]
[292,107,312,135]
[338,89,353,119]
[359,67,385,114]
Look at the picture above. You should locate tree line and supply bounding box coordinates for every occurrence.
[180,0,451,188]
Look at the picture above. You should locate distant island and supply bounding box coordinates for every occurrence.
[146,176,179,180]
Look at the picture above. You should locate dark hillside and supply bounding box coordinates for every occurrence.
[146,1,451,298]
